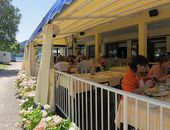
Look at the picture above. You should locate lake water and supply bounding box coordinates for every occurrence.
[15,56,23,62]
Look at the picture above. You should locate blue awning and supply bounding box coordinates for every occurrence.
[25,0,73,46]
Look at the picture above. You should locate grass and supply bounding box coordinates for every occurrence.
[0,64,8,69]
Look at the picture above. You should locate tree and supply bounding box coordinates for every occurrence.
[0,0,21,51]
[10,43,21,55]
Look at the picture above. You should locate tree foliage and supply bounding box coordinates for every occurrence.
[0,0,21,52]
[10,42,21,55]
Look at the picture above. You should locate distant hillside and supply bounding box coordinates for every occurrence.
[20,40,27,48]
[14,40,27,57]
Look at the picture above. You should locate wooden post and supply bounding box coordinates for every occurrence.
[27,45,31,76]
[25,46,29,75]
[95,33,101,61]
[73,42,77,56]
[27,43,35,77]
[166,36,170,53]
[22,47,27,70]
[138,22,147,57]
[31,43,35,76]
[35,24,53,106]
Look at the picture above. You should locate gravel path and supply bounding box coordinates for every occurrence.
[0,62,22,130]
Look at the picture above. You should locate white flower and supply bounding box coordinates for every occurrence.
[52,116,62,125]
[41,110,47,117]
[19,109,26,115]
[41,118,46,122]
[21,99,26,104]
[34,121,47,130]
[27,91,35,98]
[69,123,79,130]
[44,104,50,110]
[22,118,26,122]
[69,127,77,130]
[46,117,52,122]
[28,106,33,111]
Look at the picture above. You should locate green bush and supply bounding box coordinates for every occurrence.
[20,97,34,110]
[22,105,42,130]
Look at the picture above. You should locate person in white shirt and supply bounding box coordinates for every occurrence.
[54,56,70,72]
[77,55,91,73]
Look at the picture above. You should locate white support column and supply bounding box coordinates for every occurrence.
[35,24,54,107]
[138,22,147,57]
[48,68,55,109]
[166,36,170,53]
[95,33,101,60]
[127,40,132,60]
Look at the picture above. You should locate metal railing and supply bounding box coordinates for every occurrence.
[55,70,170,130]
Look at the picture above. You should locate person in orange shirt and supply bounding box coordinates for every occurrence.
[122,55,153,94]
[148,55,170,82]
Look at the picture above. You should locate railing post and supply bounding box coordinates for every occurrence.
[123,96,128,130]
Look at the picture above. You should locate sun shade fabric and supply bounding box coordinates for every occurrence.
[25,0,73,46]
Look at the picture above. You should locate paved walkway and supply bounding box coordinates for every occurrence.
[0,62,22,130]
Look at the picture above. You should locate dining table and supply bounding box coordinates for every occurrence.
[57,71,125,95]
[116,87,170,130]
[110,66,129,73]
[75,71,125,86]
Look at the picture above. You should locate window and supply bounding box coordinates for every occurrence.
[117,47,127,58]
[77,45,85,55]
[106,41,127,58]
[106,44,117,58]
[131,40,138,59]
[35,46,42,63]
[88,46,95,58]
[147,37,166,62]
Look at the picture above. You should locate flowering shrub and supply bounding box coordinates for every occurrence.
[45,118,71,130]
[15,71,37,99]
[15,70,78,130]
[21,105,42,130]
[35,117,78,130]
[19,97,34,111]
[15,70,27,89]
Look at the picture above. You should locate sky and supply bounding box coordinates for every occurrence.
[12,0,57,42]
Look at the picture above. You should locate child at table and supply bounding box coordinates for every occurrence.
[122,55,154,94]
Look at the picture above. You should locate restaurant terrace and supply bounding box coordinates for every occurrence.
[23,0,170,130]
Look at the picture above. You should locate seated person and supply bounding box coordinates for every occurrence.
[90,58,102,72]
[122,55,153,94]
[148,55,170,82]
[67,55,76,66]
[100,55,107,68]
[54,56,70,72]
[77,55,91,73]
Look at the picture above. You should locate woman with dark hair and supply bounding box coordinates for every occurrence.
[148,55,170,82]
[122,55,153,93]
